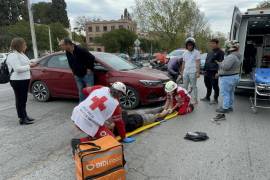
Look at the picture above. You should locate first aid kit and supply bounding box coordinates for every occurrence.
[74,135,126,180]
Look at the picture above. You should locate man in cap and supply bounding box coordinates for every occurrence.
[215,40,241,115]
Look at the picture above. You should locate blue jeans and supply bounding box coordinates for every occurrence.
[183,73,198,102]
[74,73,94,102]
[220,75,240,109]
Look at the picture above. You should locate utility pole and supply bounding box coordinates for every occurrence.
[48,26,53,53]
[27,0,38,59]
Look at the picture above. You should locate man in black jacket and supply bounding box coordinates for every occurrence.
[201,39,224,104]
[59,38,95,102]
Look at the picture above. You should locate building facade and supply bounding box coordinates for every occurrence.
[85,9,137,52]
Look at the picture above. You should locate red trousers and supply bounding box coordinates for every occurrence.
[178,101,193,115]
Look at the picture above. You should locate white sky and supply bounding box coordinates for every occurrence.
[32,0,262,34]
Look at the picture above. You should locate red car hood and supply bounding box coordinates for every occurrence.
[119,67,169,80]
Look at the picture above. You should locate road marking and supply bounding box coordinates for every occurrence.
[0,105,15,111]
[0,86,12,92]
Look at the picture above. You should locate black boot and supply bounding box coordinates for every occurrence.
[19,118,34,125]
[26,116,35,122]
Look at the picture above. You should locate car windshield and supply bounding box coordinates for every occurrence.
[94,52,137,71]
[169,50,185,56]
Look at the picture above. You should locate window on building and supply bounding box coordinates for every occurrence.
[127,26,129,29]
[103,26,107,32]
[119,25,124,29]
[111,26,115,30]
[88,26,92,32]
[96,26,100,32]
[89,37,93,42]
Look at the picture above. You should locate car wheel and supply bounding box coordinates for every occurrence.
[119,86,140,109]
[31,81,50,102]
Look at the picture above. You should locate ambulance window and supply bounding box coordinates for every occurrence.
[233,25,237,40]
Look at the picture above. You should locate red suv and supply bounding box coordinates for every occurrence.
[30,52,169,109]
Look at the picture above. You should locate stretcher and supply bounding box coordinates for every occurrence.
[250,68,270,113]
[116,112,179,141]
[116,121,161,141]
[164,111,179,120]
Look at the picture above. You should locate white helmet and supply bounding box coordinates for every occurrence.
[185,37,196,44]
[165,81,178,93]
[112,82,126,94]
[225,40,240,52]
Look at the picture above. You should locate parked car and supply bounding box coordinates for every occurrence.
[166,49,186,62]
[0,53,8,63]
[30,52,170,109]
[200,53,207,73]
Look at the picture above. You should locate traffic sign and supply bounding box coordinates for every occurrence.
[134,39,141,46]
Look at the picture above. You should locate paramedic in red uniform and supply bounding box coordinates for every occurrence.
[162,81,194,116]
[74,82,135,144]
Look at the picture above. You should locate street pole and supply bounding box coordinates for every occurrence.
[48,26,53,53]
[27,0,38,59]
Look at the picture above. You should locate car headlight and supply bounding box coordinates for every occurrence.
[139,80,162,87]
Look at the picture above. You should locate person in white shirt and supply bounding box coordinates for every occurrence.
[6,38,37,125]
[181,37,201,104]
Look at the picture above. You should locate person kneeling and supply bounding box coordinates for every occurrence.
[71,82,135,153]
[161,81,194,116]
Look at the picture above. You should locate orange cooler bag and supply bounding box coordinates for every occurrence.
[74,135,126,180]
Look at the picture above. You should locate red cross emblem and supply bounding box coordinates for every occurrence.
[90,96,108,111]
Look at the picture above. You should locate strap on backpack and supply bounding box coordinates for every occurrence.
[77,142,101,153]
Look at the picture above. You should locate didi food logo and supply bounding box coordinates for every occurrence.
[86,157,122,171]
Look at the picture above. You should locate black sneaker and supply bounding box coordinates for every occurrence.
[228,108,234,112]
[212,114,226,121]
[216,108,230,113]
[200,97,210,102]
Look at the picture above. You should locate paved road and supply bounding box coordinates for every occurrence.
[1,79,270,180]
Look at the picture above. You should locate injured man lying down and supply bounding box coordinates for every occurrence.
[110,81,194,135]
[71,81,194,152]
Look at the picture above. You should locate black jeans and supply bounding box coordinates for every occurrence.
[10,80,30,119]
[204,72,219,100]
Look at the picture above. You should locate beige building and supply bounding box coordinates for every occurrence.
[85,9,137,52]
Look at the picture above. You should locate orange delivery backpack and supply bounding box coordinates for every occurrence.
[74,135,126,180]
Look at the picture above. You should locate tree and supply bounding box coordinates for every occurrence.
[257,1,270,8]
[98,29,137,54]
[74,16,103,33]
[75,16,93,33]
[50,0,69,27]
[32,2,52,24]
[134,0,209,50]
[0,21,68,55]
[0,0,29,25]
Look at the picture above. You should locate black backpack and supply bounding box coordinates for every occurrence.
[184,132,209,142]
[0,59,13,84]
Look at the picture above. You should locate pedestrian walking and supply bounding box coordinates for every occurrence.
[6,38,37,125]
[201,39,224,104]
[181,37,201,104]
[215,40,241,114]
[59,38,95,102]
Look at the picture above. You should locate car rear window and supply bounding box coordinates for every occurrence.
[94,52,136,71]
